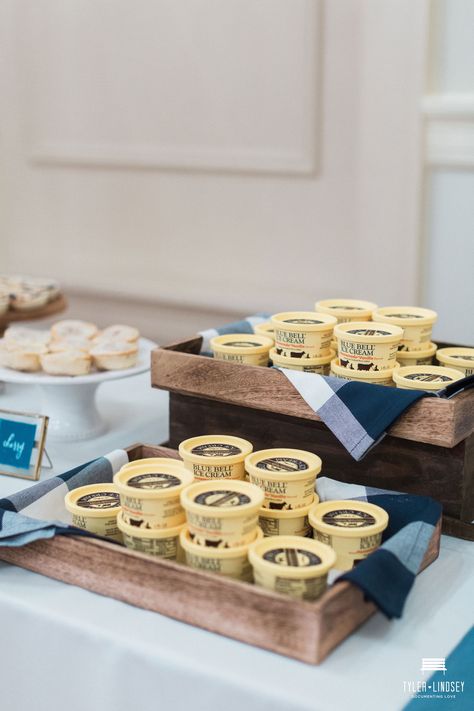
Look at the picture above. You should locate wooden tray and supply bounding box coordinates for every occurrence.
[0,444,441,664]
[151,336,474,540]
[0,294,67,333]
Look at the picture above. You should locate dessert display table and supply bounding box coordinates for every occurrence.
[0,337,156,441]
[0,373,472,711]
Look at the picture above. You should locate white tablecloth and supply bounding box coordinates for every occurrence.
[0,374,473,711]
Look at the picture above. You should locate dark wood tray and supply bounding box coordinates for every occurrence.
[151,336,474,540]
[0,444,441,665]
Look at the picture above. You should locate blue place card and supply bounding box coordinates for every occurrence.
[0,409,49,480]
[0,418,37,470]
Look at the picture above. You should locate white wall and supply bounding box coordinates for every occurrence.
[1,1,428,318]
[422,0,474,343]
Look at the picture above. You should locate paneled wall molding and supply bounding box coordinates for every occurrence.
[24,1,321,177]
[29,142,316,176]
[423,93,474,168]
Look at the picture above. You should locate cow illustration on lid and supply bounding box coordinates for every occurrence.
[339,358,379,371]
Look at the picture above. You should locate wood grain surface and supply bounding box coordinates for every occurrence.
[151,344,474,448]
[167,393,473,526]
[0,444,442,664]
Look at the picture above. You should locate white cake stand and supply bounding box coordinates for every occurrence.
[0,338,156,441]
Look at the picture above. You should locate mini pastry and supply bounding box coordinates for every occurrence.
[51,319,98,341]
[48,336,92,353]
[0,288,10,315]
[95,324,139,343]
[0,274,24,290]
[23,277,60,301]
[0,274,60,310]
[9,287,50,311]
[40,349,92,376]
[90,340,138,370]
[0,340,46,372]
[4,326,50,347]
[0,340,12,367]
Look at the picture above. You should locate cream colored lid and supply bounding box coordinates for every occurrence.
[315,299,378,319]
[330,358,400,380]
[334,321,403,342]
[309,500,388,537]
[210,334,273,354]
[271,311,337,332]
[179,435,253,465]
[393,365,464,390]
[396,342,438,359]
[248,535,336,578]
[181,480,264,517]
[180,526,263,558]
[117,512,185,539]
[258,496,319,519]
[436,347,474,369]
[245,448,322,480]
[372,306,437,327]
[65,484,121,518]
[253,321,274,335]
[114,462,193,498]
[270,347,335,367]
[120,457,185,473]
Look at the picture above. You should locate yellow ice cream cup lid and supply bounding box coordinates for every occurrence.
[436,347,474,369]
[245,448,322,480]
[65,484,121,518]
[181,480,264,516]
[372,306,437,327]
[270,348,335,367]
[117,512,185,539]
[179,435,253,466]
[334,321,403,342]
[309,500,388,537]
[330,358,400,380]
[271,311,337,331]
[119,457,185,473]
[315,299,378,319]
[180,525,263,558]
[393,365,464,390]
[248,535,336,578]
[114,462,193,498]
[253,321,274,336]
[210,334,273,354]
[396,342,438,359]
[258,496,318,520]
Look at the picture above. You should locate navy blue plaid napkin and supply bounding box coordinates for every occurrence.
[0,452,441,619]
[200,316,472,461]
[0,450,128,545]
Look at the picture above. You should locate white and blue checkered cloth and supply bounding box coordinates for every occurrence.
[200,316,473,461]
[0,450,441,619]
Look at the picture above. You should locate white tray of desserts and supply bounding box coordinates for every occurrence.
[0,321,157,442]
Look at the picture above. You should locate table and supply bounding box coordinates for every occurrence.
[0,374,473,711]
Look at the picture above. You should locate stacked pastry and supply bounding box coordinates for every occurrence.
[0,274,60,313]
[0,320,140,375]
